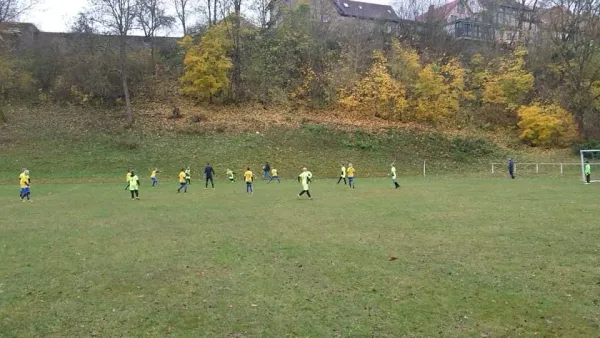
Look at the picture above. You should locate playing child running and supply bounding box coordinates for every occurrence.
[226,169,236,182]
[268,167,280,183]
[19,169,32,202]
[297,167,313,199]
[178,169,188,193]
[151,168,160,187]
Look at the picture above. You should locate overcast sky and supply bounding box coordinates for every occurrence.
[22,0,395,34]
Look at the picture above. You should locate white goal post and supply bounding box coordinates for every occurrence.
[580,149,600,183]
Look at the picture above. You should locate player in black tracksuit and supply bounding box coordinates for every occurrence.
[204,163,216,189]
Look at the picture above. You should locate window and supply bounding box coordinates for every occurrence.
[343,2,349,7]
[358,5,362,9]
[387,9,392,13]
[321,14,330,22]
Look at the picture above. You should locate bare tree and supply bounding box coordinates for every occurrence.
[218,0,242,99]
[173,0,189,35]
[136,0,174,72]
[89,0,137,127]
[0,0,39,22]
[535,0,600,137]
[250,0,269,27]
[203,0,218,26]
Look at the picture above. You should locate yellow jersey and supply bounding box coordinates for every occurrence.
[347,167,355,178]
[126,172,131,182]
[20,174,30,188]
[178,172,187,183]
[151,170,158,178]
[129,175,139,190]
[271,169,278,176]
[244,170,254,182]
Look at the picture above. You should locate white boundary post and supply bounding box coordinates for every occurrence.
[560,163,563,175]
[536,164,539,174]
[423,160,426,177]
[580,150,585,182]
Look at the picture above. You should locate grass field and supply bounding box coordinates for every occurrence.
[1,176,599,337]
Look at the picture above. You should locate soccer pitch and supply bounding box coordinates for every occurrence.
[1,177,599,336]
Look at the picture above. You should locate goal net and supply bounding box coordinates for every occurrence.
[580,150,600,183]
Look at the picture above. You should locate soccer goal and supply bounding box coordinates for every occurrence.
[580,149,600,183]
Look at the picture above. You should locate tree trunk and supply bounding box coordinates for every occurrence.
[207,0,212,26]
[212,0,217,25]
[120,37,133,127]
[232,3,242,101]
[151,36,156,76]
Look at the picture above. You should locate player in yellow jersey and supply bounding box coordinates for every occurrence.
[297,167,313,199]
[151,168,160,187]
[337,163,347,185]
[226,169,235,182]
[177,169,188,193]
[128,170,140,200]
[244,168,254,194]
[268,168,280,183]
[185,167,191,185]
[347,163,355,188]
[19,169,32,202]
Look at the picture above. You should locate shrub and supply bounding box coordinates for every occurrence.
[517,104,578,147]
[450,136,496,161]
[575,139,600,157]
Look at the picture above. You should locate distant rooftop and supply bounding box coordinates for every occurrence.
[333,0,401,22]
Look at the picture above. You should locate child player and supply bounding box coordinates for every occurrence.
[347,163,356,188]
[268,167,280,183]
[390,163,400,189]
[19,169,32,202]
[185,167,191,185]
[151,168,160,187]
[244,167,254,194]
[177,169,188,193]
[128,170,140,200]
[226,169,236,182]
[585,161,591,184]
[297,167,313,199]
[337,163,347,185]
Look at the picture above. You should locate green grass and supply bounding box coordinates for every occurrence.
[1,177,599,336]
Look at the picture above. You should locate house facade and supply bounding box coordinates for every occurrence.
[416,0,537,43]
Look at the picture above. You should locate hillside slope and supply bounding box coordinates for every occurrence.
[0,104,576,182]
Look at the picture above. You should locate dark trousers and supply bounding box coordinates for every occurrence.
[586,174,591,183]
[130,190,139,198]
[509,170,515,179]
[337,177,347,184]
[206,177,214,188]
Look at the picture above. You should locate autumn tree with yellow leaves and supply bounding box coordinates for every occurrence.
[179,22,232,102]
[517,103,578,147]
[482,48,534,110]
[339,51,407,120]
[412,58,465,122]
